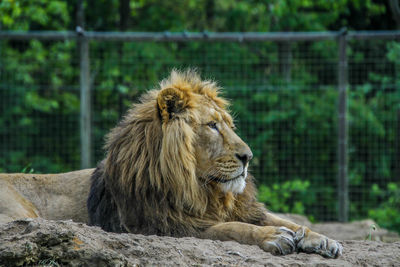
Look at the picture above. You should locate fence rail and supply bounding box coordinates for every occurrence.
[1,30,399,223]
[1,30,400,41]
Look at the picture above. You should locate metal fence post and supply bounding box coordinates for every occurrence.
[78,0,92,169]
[337,28,349,222]
[78,31,92,169]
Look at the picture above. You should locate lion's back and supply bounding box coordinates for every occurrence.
[0,169,93,224]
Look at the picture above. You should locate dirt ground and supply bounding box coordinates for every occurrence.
[0,217,399,267]
[277,213,400,243]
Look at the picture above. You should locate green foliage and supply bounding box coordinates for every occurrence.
[0,0,70,30]
[21,163,34,174]
[366,224,377,241]
[0,0,391,32]
[258,180,311,215]
[368,183,400,233]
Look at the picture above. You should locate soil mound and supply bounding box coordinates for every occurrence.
[1,218,399,266]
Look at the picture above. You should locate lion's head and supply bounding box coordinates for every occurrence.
[99,69,255,233]
[157,70,252,194]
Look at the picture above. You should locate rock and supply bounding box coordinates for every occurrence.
[1,218,400,266]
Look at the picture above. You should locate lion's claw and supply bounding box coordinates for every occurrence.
[295,227,343,258]
[279,226,295,236]
[294,226,305,243]
[261,226,296,255]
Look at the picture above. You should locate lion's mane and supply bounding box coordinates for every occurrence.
[87,70,266,236]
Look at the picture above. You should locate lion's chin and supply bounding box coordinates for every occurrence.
[220,176,246,194]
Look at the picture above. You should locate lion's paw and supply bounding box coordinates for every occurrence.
[260,226,296,255]
[295,227,343,258]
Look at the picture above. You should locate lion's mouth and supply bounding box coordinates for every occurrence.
[209,173,245,184]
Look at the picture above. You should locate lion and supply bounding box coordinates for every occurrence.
[0,169,93,225]
[87,69,343,258]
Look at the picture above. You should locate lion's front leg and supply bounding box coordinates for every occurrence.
[262,213,343,258]
[203,222,296,255]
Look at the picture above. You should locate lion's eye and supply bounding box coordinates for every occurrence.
[207,121,218,130]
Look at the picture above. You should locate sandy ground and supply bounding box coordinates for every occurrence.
[277,213,400,242]
[0,218,399,266]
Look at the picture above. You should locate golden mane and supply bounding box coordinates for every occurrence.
[103,69,227,217]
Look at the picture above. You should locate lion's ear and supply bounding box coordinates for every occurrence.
[157,87,191,122]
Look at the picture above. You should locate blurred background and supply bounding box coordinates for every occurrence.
[0,0,399,233]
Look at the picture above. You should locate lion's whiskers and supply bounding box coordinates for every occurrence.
[200,166,221,188]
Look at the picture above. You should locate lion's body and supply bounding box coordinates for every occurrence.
[0,169,93,225]
[87,70,342,258]
[88,161,267,236]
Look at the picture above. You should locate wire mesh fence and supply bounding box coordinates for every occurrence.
[0,31,399,224]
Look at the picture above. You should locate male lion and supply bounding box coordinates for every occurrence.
[88,69,342,258]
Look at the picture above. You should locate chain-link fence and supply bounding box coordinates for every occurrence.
[0,31,399,225]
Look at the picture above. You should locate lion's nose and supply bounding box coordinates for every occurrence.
[235,151,253,166]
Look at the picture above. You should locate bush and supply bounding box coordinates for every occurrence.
[258,179,311,217]
[368,183,400,233]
